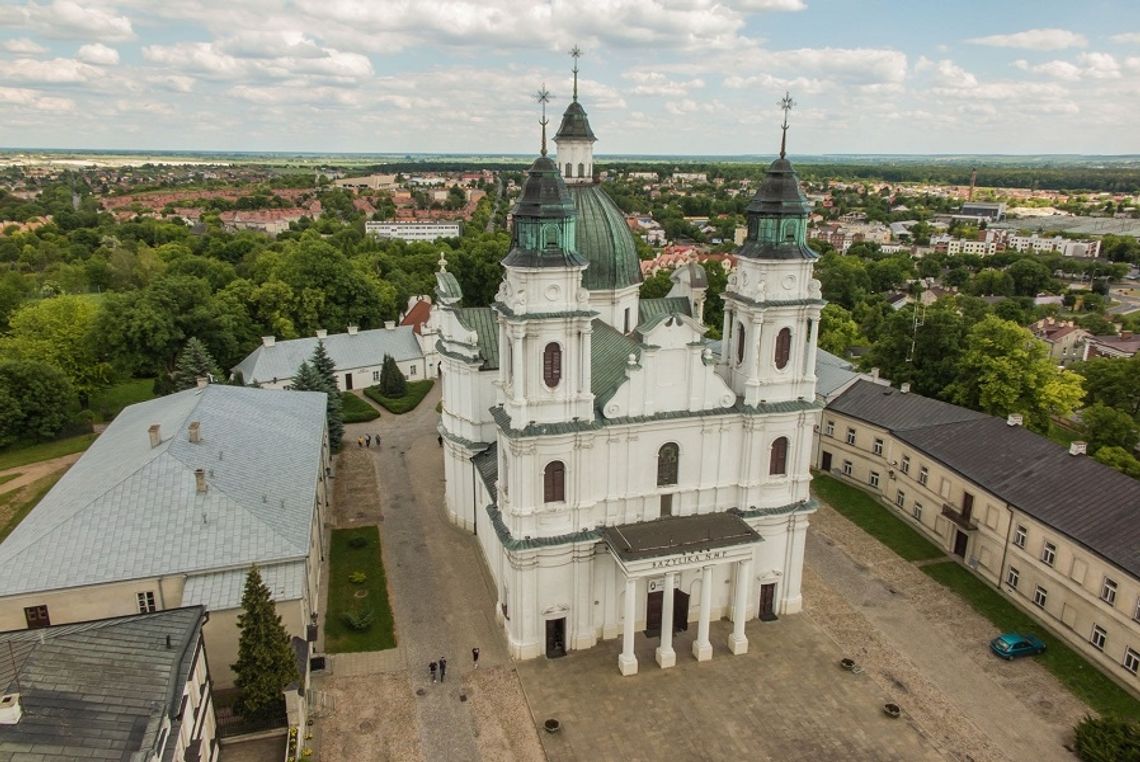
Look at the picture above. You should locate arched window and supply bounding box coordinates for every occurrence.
[565,163,573,178]
[543,343,562,387]
[774,327,792,369]
[736,322,746,365]
[577,163,585,178]
[769,437,788,476]
[657,443,679,486]
[544,461,565,502]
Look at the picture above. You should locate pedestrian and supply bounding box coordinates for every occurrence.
[365,433,372,447]
[439,656,447,682]
[357,436,363,448]
[437,434,443,447]
[472,647,480,669]
[375,433,381,448]
[429,661,437,684]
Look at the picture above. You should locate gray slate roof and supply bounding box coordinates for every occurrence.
[815,349,869,402]
[182,560,307,610]
[0,385,327,597]
[829,379,1140,578]
[0,606,205,760]
[602,513,760,562]
[232,326,423,385]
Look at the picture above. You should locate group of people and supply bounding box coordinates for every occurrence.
[429,647,479,684]
[357,433,381,448]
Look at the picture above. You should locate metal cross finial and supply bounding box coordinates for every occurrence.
[570,45,582,101]
[535,83,552,156]
[778,91,795,159]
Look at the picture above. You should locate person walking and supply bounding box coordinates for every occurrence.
[439,656,447,682]
[365,433,372,447]
[375,433,381,448]
[472,647,480,669]
[357,436,363,448]
[429,660,438,684]
[437,434,443,447]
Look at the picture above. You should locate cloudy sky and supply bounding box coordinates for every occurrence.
[1,0,1139,156]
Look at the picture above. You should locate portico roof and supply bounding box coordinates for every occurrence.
[602,513,761,563]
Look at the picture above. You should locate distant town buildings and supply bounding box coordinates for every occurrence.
[365,219,462,241]
[1029,317,1089,366]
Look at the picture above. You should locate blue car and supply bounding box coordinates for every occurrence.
[990,632,1046,660]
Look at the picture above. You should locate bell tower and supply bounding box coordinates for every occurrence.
[553,46,597,185]
[719,92,823,407]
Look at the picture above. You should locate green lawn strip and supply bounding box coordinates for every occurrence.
[324,526,396,653]
[89,377,157,421]
[810,473,945,561]
[921,561,1140,719]
[340,392,380,423]
[1047,422,1081,448]
[0,473,19,486]
[0,433,97,471]
[0,471,65,543]
[363,380,434,415]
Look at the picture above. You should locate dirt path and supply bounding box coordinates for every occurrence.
[0,452,82,497]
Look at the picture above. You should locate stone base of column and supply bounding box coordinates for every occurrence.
[692,640,712,662]
[655,646,676,669]
[618,653,639,676]
[727,632,749,655]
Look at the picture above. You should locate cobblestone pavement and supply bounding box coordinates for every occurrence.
[805,504,1086,761]
[311,385,544,762]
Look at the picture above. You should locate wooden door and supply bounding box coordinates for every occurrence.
[344,373,353,390]
[821,451,832,472]
[645,590,663,637]
[759,583,778,621]
[545,618,566,658]
[673,590,690,632]
[953,530,968,558]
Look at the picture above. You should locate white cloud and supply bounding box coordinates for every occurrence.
[0,0,134,42]
[766,47,907,85]
[2,37,46,54]
[0,85,74,111]
[1077,52,1120,79]
[142,40,372,82]
[966,28,1086,51]
[623,70,705,96]
[931,59,977,88]
[1109,32,1140,45]
[0,57,101,84]
[77,43,120,66]
[727,0,806,10]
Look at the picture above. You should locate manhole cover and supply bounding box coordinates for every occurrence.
[354,590,369,599]
[415,688,426,696]
[460,694,467,702]
[359,719,376,733]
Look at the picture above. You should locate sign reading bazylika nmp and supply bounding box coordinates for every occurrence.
[602,514,762,578]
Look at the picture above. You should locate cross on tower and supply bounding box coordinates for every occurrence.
[778,91,795,159]
[570,45,582,102]
[535,83,552,156]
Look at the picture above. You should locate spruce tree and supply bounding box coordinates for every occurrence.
[290,360,345,452]
[378,354,407,397]
[172,337,222,391]
[232,564,299,720]
[311,340,336,390]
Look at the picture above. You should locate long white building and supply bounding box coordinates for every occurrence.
[365,219,462,242]
[437,71,822,675]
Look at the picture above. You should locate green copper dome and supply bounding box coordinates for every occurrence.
[570,185,642,290]
[738,157,818,261]
[502,155,587,269]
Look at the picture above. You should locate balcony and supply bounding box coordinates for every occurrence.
[941,503,978,531]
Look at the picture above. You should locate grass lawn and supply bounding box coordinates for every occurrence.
[324,526,396,653]
[0,433,97,472]
[340,392,380,423]
[364,379,434,415]
[921,561,1140,719]
[810,472,945,561]
[0,471,65,543]
[89,377,156,421]
[0,473,19,486]
[1047,422,1082,448]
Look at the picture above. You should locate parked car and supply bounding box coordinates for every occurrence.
[989,632,1046,660]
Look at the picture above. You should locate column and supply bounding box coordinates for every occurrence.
[692,565,713,662]
[806,314,820,381]
[655,572,676,668]
[727,559,752,655]
[720,309,732,364]
[618,577,638,676]
[510,332,524,404]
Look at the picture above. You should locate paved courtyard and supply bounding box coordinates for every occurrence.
[309,385,1087,762]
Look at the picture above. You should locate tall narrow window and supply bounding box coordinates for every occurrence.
[543,461,565,502]
[565,163,572,178]
[577,163,585,178]
[624,308,631,334]
[543,342,562,388]
[769,436,788,476]
[774,327,792,369]
[657,443,679,486]
[736,323,746,365]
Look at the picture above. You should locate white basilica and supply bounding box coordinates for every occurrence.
[436,67,823,675]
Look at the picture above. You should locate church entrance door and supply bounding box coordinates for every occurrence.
[545,618,566,658]
[758,583,778,621]
[673,590,690,632]
[645,591,663,638]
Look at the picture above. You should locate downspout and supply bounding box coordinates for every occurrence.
[997,501,1015,592]
[471,461,479,536]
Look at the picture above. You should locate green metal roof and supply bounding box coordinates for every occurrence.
[591,318,641,411]
[638,297,691,327]
[455,307,500,370]
[472,443,498,502]
[553,100,597,142]
[570,185,642,291]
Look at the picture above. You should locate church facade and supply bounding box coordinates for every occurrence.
[436,71,823,674]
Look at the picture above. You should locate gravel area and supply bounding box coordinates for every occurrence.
[317,673,425,761]
[465,667,546,762]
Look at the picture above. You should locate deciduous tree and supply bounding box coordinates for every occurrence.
[0,360,75,446]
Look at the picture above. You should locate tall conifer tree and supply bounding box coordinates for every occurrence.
[232,565,299,720]
[172,337,222,391]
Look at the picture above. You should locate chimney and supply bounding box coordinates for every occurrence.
[347,325,359,336]
[148,424,161,448]
[188,421,201,444]
[315,329,327,339]
[262,336,276,348]
[900,382,911,394]
[195,376,208,389]
[1122,330,1133,340]
[194,468,207,494]
[870,367,880,380]
[1007,413,1023,427]
[384,320,395,330]
[0,693,21,725]
[1069,441,1087,456]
